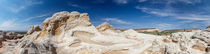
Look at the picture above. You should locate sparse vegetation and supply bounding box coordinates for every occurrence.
[140,32,177,36]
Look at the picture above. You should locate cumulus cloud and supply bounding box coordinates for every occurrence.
[103,18,132,24]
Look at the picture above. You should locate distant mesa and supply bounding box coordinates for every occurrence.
[163,28,201,32]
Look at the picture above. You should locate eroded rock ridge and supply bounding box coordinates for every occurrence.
[0,11,209,54]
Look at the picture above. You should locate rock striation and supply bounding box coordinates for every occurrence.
[0,11,210,54]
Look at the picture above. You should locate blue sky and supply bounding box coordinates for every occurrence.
[0,0,210,31]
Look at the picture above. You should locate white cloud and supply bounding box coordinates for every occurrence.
[179,20,194,23]
[0,16,44,31]
[0,19,30,31]
[136,5,210,29]
[113,0,129,4]
[0,19,17,28]
[3,0,43,13]
[138,7,210,21]
[103,18,132,24]
[22,13,50,22]
[135,0,210,21]
[176,16,210,20]
[138,0,147,2]
[179,0,201,4]
[137,7,175,16]
[67,2,90,9]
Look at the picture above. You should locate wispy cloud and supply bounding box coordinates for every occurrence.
[113,0,129,4]
[68,2,80,7]
[135,0,210,29]
[92,0,105,4]
[179,20,194,23]
[4,0,43,13]
[137,7,210,21]
[0,19,30,31]
[67,2,88,8]
[22,13,50,22]
[136,7,174,16]
[0,19,17,28]
[138,0,147,2]
[103,18,132,24]
[136,0,210,21]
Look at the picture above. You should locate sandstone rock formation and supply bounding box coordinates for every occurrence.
[0,31,24,48]
[205,25,210,32]
[135,28,161,32]
[96,22,115,32]
[1,11,210,54]
[27,25,41,35]
[96,22,121,35]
